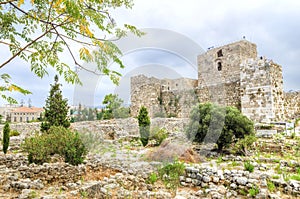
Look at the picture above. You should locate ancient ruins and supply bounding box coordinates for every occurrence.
[131,40,300,123]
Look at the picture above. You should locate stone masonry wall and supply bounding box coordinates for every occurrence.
[130,40,289,123]
[240,58,284,122]
[130,75,197,118]
[284,91,300,120]
[197,40,257,88]
[130,75,161,118]
[0,118,189,141]
[196,81,241,109]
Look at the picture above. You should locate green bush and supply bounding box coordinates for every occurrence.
[150,127,168,146]
[244,161,255,173]
[138,106,150,146]
[232,134,257,156]
[10,129,20,137]
[158,160,185,190]
[186,103,254,150]
[2,122,10,154]
[22,126,87,165]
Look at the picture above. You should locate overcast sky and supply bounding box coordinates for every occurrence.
[1,0,300,107]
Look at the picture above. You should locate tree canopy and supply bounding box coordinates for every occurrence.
[0,0,142,103]
[186,103,254,150]
[41,75,70,132]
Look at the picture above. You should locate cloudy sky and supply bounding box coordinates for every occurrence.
[1,0,300,107]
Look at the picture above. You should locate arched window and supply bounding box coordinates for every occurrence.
[217,62,222,71]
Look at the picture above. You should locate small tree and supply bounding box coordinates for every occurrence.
[2,122,10,154]
[41,75,70,132]
[138,106,150,146]
[186,103,254,151]
[102,94,130,119]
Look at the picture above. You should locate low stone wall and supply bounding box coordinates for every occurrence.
[0,118,190,140]
[181,165,300,198]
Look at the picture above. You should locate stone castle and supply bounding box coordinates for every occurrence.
[130,40,300,123]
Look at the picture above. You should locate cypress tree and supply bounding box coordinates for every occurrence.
[137,106,150,146]
[41,75,70,132]
[3,122,10,154]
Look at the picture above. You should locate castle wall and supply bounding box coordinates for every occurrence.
[196,81,241,109]
[130,75,161,118]
[284,91,300,120]
[240,58,284,122]
[198,40,257,88]
[130,75,198,118]
[130,40,289,123]
[197,40,257,108]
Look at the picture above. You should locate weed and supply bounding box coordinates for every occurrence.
[272,175,280,179]
[80,190,88,198]
[158,160,185,190]
[290,174,300,181]
[239,189,247,196]
[248,185,259,197]
[230,161,240,167]
[244,161,254,173]
[10,129,20,137]
[216,156,223,164]
[146,173,158,184]
[267,180,276,192]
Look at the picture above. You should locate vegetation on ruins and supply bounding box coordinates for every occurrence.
[2,122,10,154]
[158,160,185,191]
[186,103,255,151]
[150,127,168,146]
[137,106,150,146]
[0,0,142,103]
[22,126,87,165]
[100,94,130,120]
[41,75,70,132]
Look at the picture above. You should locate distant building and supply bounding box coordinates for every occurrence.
[8,106,44,123]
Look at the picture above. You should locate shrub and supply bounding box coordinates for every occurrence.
[158,160,185,190]
[138,106,150,146]
[2,122,10,154]
[150,127,168,146]
[22,126,87,165]
[186,103,254,151]
[10,129,20,137]
[244,161,254,173]
[232,134,257,156]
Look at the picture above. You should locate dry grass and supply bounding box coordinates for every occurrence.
[145,140,201,163]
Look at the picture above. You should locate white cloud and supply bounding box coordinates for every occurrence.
[1,0,300,106]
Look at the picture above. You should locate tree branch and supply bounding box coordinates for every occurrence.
[9,2,58,27]
[0,0,16,5]
[0,30,51,69]
[46,0,55,31]
[0,41,34,53]
[0,19,70,69]
[52,25,102,76]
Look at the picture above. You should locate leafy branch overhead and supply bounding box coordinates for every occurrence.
[0,0,143,85]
